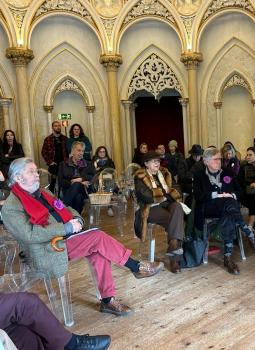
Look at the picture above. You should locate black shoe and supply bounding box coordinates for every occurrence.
[69,334,111,350]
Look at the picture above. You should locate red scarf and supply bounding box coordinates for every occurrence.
[12,183,73,226]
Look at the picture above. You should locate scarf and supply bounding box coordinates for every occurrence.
[205,167,222,190]
[147,170,169,193]
[12,183,73,226]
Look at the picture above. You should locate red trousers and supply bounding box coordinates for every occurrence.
[66,229,132,298]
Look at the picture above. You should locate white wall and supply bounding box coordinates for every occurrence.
[222,86,254,158]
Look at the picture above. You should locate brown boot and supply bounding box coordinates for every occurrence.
[169,256,181,274]
[224,256,240,275]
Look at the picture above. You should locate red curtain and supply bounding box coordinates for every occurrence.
[135,96,184,153]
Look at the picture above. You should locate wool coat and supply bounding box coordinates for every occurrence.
[2,191,79,278]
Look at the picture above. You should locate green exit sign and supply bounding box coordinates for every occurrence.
[57,113,72,120]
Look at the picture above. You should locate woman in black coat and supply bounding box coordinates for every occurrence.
[92,146,115,172]
[1,130,24,177]
[193,147,254,275]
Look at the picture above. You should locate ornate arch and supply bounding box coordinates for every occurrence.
[216,71,254,103]
[0,2,17,46]
[128,53,183,100]
[192,0,255,51]
[113,0,185,53]
[22,0,106,50]
[44,73,94,106]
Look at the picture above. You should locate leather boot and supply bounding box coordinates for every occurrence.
[167,239,182,274]
[224,256,240,275]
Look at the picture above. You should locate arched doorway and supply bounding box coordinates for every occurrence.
[135,93,184,152]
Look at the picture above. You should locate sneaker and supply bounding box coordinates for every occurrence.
[100,297,133,316]
[133,261,164,279]
[107,207,114,217]
[67,334,111,350]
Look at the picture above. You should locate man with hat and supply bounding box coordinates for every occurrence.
[178,144,204,207]
[134,151,185,273]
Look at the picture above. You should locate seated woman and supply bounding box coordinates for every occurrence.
[66,123,92,161]
[238,147,255,230]
[132,142,148,166]
[2,157,163,317]
[92,146,115,172]
[92,146,116,217]
[193,147,255,275]
[221,143,240,176]
[134,151,184,273]
[58,141,96,214]
[1,130,24,178]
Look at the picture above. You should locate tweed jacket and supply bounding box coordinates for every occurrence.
[2,190,79,278]
[134,167,181,241]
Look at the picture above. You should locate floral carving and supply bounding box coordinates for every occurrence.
[123,0,176,28]
[202,0,254,23]
[181,15,195,43]
[223,74,251,93]
[10,9,26,30]
[128,53,183,99]
[34,0,95,26]
[102,18,116,40]
[55,79,83,96]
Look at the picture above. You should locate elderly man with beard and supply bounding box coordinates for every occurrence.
[2,157,163,317]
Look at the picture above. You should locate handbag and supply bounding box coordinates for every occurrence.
[246,186,255,195]
[180,236,207,268]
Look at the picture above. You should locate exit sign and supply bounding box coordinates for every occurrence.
[57,113,72,120]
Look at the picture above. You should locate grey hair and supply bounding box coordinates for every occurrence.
[8,157,34,186]
[70,141,85,156]
[203,147,221,161]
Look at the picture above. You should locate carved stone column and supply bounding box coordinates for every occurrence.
[43,105,54,133]
[6,47,34,158]
[179,98,189,156]
[121,100,133,167]
[86,105,95,152]
[214,102,222,148]
[100,54,123,174]
[180,52,203,145]
[0,98,12,130]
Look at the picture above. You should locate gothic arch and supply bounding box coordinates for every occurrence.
[120,44,187,100]
[193,1,255,51]
[0,3,16,46]
[44,73,94,107]
[215,70,255,103]
[113,0,185,53]
[23,0,106,50]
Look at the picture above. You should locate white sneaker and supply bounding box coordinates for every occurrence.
[107,207,114,217]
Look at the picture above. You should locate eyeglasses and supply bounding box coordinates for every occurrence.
[27,169,40,176]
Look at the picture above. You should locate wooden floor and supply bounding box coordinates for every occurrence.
[31,204,255,349]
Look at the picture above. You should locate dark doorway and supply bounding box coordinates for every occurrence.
[134,96,184,153]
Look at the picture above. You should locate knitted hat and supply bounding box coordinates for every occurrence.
[168,140,178,148]
[188,144,203,156]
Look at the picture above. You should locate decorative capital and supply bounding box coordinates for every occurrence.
[86,105,95,113]
[100,54,122,71]
[0,98,13,107]
[44,105,54,113]
[6,47,34,66]
[121,100,133,107]
[180,51,203,69]
[214,102,222,109]
[179,98,189,106]
[251,99,255,106]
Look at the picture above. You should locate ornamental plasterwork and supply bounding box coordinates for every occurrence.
[123,0,176,28]
[202,0,254,23]
[181,15,195,42]
[34,0,95,27]
[223,74,251,93]
[92,0,122,18]
[5,0,31,8]
[101,18,115,40]
[173,0,202,16]
[128,53,183,99]
[10,8,26,31]
[55,79,83,97]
